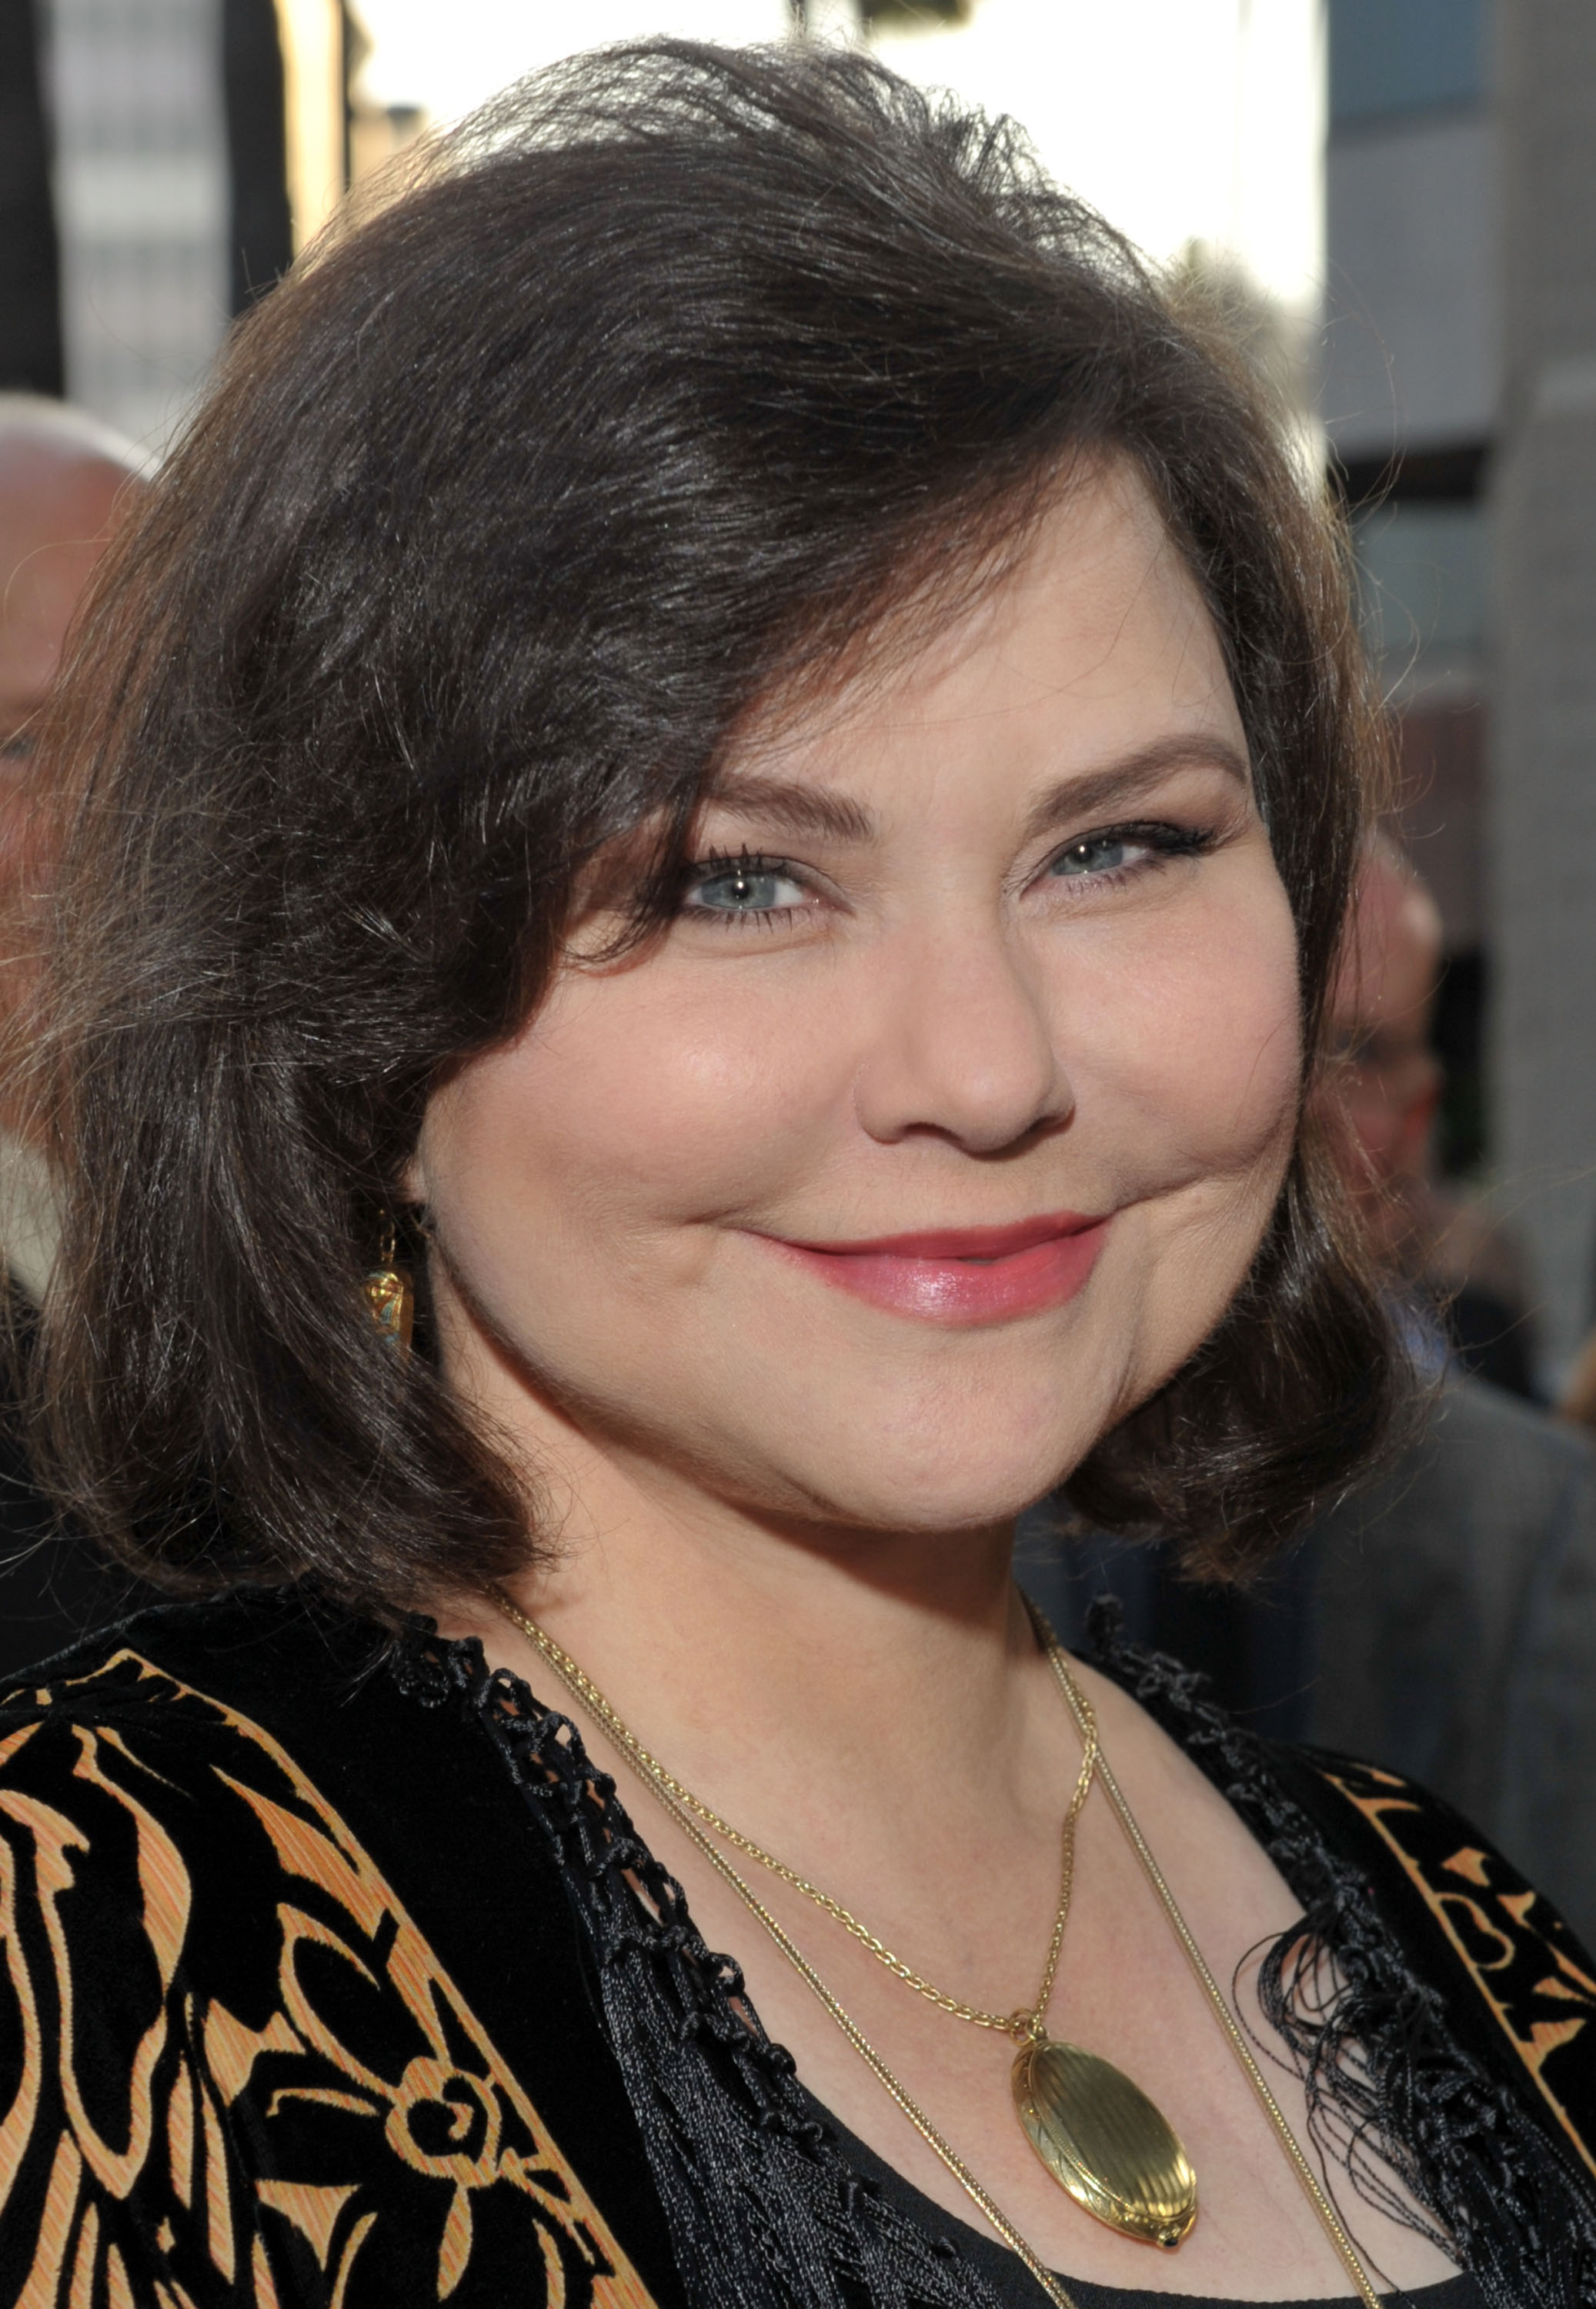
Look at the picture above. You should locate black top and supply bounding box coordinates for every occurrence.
[813,2099,1484,2307]
[0,1586,1591,2307]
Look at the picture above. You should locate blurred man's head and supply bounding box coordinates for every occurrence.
[0,399,144,1144]
[1322,830,1445,1248]
[0,396,144,760]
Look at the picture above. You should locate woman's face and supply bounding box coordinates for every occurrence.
[412,463,1301,1535]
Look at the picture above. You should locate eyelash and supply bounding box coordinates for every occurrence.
[1043,820,1221,886]
[677,847,813,931]
[676,821,1220,930]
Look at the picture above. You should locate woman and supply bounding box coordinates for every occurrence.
[2,38,1591,2309]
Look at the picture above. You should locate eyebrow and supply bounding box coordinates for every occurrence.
[704,733,1249,851]
[700,774,878,844]
[1018,733,1251,845]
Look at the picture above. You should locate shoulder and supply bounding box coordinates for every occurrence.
[1277,1741,1596,2170]
[0,1589,386,1970]
[0,1588,677,2307]
[1,1580,386,1714]
[0,1589,416,1960]
[1319,1374,1594,1559]
[1308,1377,1596,1927]
[1084,1606,1596,2197]
[0,1586,538,1899]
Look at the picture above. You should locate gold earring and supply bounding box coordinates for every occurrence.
[363,1216,415,1352]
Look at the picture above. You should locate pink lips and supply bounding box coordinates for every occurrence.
[762,1211,1109,1327]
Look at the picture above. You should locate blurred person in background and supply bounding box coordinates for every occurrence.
[1325,829,1538,1399]
[1560,1331,1596,1435]
[1551,1205,1596,1435]
[1026,832,1596,1944]
[0,395,145,1672]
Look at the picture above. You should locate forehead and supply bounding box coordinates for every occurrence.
[1332,862,1443,1028]
[0,443,129,554]
[0,449,133,707]
[721,461,1240,808]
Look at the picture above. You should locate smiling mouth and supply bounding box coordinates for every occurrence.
[757,1211,1110,1326]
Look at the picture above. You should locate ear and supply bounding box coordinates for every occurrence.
[1394,1059,1443,1169]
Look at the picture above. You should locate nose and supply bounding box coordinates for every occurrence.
[850,913,1074,1154]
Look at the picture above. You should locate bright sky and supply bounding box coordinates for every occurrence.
[355,0,1324,316]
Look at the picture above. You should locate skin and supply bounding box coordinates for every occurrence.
[1319,840,1444,1260]
[0,407,142,1136]
[1322,842,1534,1363]
[417,466,1457,2295]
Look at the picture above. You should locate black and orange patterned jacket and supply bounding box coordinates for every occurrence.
[2,1589,1595,2309]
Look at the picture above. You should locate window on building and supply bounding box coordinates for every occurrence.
[1329,0,1488,130]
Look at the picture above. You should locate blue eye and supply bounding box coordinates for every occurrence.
[1049,834,1144,878]
[683,859,806,916]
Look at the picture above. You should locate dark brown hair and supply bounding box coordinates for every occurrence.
[25,38,1394,1611]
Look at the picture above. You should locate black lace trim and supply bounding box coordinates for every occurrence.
[391,1619,1016,2309]
[1083,1599,1596,2309]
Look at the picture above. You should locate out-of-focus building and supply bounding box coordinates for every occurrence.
[1324,0,1596,1376]
[4,0,347,456]
[1491,0,1596,1373]
[1321,0,1496,1181]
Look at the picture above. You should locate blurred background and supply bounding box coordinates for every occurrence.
[2,0,1594,1382]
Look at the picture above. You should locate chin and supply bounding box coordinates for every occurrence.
[689,1334,1143,1535]
[767,1418,1100,1536]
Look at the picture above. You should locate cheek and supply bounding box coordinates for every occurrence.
[1072,877,1301,1196]
[426,967,850,1251]
[1,559,86,697]
[1164,945,1299,1171]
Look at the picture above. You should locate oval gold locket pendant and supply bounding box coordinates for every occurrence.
[1013,2038,1197,2250]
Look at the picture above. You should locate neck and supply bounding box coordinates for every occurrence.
[518,1445,1030,1796]
[432,1283,1060,1844]
[440,1447,1047,1859]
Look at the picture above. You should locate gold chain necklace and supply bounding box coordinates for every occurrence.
[500,1599,1098,2037]
[487,1586,1381,2309]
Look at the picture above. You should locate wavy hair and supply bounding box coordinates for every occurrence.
[24,39,1393,1609]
